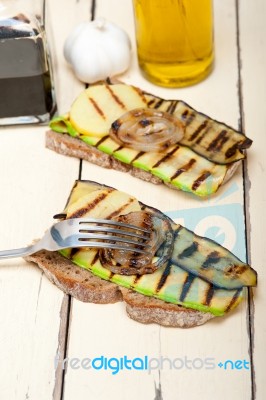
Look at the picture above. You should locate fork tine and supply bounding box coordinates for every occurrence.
[78,233,151,247]
[78,226,149,241]
[76,218,150,234]
[75,241,152,255]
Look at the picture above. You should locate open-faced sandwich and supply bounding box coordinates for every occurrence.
[25,180,257,328]
[48,83,252,197]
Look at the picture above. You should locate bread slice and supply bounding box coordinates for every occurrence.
[46,129,239,188]
[25,250,215,328]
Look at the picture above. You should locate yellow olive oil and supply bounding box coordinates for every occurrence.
[132,0,214,87]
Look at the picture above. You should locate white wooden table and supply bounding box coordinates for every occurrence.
[0,1,265,399]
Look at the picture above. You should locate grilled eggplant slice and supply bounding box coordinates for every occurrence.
[171,226,257,290]
[144,92,252,165]
[56,180,257,316]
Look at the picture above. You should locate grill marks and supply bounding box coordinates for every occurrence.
[91,252,100,266]
[150,146,211,192]
[204,285,215,306]
[115,145,124,152]
[225,289,242,312]
[132,86,147,104]
[68,190,113,218]
[69,189,137,221]
[131,151,145,163]
[95,135,120,150]
[87,82,129,120]
[166,100,178,114]
[201,251,220,270]
[93,134,213,193]
[153,261,213,306]
[105,198,135,220]
[179,242,198,259]
[105,84,126,110]
[95,135,110,147]
[147,98,157,108]
[69,248,81,258]
[182,110,196,127]
[192,171,212,191]
[87,83,147,125]
[155,264,172,292]
[225,143,238,159]
[152,146,180,168]
[207,129,229,152]
[179,274,195,302]
[189,120,209,141]
[225,137,253,159]
[89,97,106,119]
[180,115,233,159]
[170,158,196,180]
[132,274,142,286]
[153,98,164,109]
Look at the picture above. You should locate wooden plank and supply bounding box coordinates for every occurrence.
[0,0,89,399]
[0,125,78,400]
[62,0,253,399]
[238,0,266,398]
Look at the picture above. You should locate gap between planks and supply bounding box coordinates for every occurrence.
[53,295,72,400]
[235,0,256,398]
[52,1,96,399]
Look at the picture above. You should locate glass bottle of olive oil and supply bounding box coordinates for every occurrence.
[132,0,214,87]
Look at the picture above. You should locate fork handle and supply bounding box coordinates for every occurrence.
[0,245,36,259]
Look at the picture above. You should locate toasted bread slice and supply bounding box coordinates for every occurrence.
[25,250,214,328]
[23,180,255,327]
[47,82,252,196]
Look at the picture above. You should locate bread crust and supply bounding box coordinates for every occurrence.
[45,130,240,189]
[25,250,122,304]
[25,250,215,328]
[121,289,214,328]
[46,130,169,185]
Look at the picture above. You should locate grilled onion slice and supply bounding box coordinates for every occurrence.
[109,108,184,152]
[99,211,174,275]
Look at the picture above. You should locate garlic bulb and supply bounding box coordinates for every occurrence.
[64,18,131,83]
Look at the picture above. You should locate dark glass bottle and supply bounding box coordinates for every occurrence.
[0,2,56,125]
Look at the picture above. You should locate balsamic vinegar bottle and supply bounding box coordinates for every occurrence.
[0,0,56,125]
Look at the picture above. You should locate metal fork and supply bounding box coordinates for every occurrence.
[0,218,151,259]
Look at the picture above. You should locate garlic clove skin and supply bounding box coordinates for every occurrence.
[63,18,132,83]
